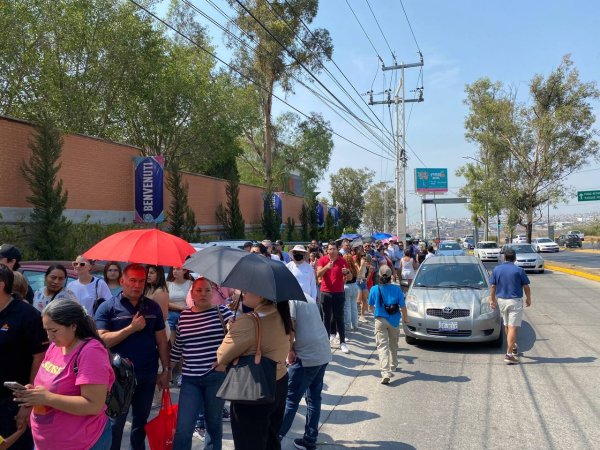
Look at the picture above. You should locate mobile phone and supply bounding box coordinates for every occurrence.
[3,381,26,391]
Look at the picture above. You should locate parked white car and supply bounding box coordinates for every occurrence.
[512,235,528,244]
[474,241,501,261]
[531,237,560,253]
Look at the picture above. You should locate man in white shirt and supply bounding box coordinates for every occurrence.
[286,245,317,301]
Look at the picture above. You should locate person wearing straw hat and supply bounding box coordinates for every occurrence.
[286,245,317,301]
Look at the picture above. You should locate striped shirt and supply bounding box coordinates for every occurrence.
[170,306,234,377]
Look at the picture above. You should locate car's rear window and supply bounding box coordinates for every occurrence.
[537,238,552,243]
[506,245,535,253]
[478,243,498,249]
[414,263,487,288]
[439,243,461,250]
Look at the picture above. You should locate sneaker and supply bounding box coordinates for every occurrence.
[381,376,390,385]
[512,344,519,356]
[293,438,317,450]
[340,342,349,354]
[329,335,337,346]
[222,407,230,422]
[193,426,205,441]
[504,354,520,364]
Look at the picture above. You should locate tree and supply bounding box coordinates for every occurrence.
[362,182,396,234]
[21,120,71,259]
[227,0,333,192]
[330,167,374,230]
[461,56,599,242]
[261,192,281,240]
[166,162,198,242]
[215,177,246,239]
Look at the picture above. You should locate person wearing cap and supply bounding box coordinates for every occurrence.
[0,263,48,450]
[0,244,34,303]
[286,245,317,301]
[489,248,532,365]
[368,265,408,385]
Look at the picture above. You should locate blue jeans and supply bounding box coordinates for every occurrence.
[110,373,157,450]
[90,419,112,450]
[167,311,181,330]
[344,283,359,330]
[279,360,328,445]
[173,371,226,450]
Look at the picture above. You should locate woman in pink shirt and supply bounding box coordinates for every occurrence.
[14,300,115,450]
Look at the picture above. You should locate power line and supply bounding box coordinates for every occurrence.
[398,0,421,52]
[345,0,383,63]
[261,0,397,151]
[364,0,395,60]
[231,0,397,156]
[127,0,393,161]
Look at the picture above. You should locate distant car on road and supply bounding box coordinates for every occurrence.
[556,234,582,248]
[473,241,501,261]
[567,230,584,242]
[403,255,502,346]
[531,237,560,253]
[436,241,466,256]
[512,235,528,244]
[461,237,475,250]
[501,244,544,273]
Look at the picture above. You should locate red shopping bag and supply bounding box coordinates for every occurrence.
[145,389,178,450]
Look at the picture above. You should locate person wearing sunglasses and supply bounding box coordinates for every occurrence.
[69,256,112,316]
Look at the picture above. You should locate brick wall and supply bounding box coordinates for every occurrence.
[0,116,304,228]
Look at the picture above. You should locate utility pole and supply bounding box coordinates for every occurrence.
[368,53,424,248]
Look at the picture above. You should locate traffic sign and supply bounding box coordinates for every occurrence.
[577,190,600,202]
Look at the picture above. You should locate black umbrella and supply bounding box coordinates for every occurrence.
[183,246,306,302]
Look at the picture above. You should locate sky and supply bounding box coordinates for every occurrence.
[155,0,600,223]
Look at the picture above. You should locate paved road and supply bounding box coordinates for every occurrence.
[127,270,600,449]
[542,249,600,269]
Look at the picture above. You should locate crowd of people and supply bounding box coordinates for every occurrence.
[0,236,430,450]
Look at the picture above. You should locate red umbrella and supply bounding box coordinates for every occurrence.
[83,229,196,267]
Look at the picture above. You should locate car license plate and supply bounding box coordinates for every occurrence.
[438,321,458,332]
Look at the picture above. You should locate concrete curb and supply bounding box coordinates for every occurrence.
[545,263,600,283]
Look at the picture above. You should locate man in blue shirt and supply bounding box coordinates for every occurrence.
[489,248,532,364]
[95,263,170,450]
[368,265,408,384]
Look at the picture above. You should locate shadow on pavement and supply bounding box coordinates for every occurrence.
[518,320,537,352]
[317,436,416,449]
[392,368,471,386]
[520,355,597,365]
[322,409,380,425]
[321,394,368,407]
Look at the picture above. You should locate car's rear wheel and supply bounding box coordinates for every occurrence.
[405,335,417,345]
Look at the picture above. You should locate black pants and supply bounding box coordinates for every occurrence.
[321,291,346,343]
[0,397,34,450]
[230,373,289,450]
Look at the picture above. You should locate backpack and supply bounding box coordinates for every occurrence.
[73,339,137,418]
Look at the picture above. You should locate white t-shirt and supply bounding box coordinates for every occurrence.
[167,280,192,306]
[32,288,78,313]
[69,277,113,315]
[286,261,318,300]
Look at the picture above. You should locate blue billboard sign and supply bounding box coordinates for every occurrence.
[415,168,448,193]
[316,203,325,227]
[133,156,164,223]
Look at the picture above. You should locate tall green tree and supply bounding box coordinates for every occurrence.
[362,182,396,234]
[215,177,246,239]
[21,120,71,259]
[166,162,197,242]
[461,56,599,242]
[330,167,374,230]
[227,0,333,192]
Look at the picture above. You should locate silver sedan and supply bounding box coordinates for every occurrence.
[403,256,502,346]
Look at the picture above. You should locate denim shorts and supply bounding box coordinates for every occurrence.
[167,311,181,330]
[356,280,368,291]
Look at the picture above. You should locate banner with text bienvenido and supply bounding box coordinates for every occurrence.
[133,155,165,223]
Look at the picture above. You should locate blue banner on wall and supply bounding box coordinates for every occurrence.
[264,192,283,224]
[328,207,339,226]
[133,156,164,223]
[316,203,325,227]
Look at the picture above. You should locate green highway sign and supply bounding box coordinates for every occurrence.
[577,190,600,202]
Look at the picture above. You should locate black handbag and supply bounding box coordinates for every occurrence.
[216,312,277,405]
[378,286,399,315]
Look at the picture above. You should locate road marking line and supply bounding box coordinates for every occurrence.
[545,264,600,283]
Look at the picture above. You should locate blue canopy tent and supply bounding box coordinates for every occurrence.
[372,232,392,240]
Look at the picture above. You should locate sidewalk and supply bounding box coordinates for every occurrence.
[121,318,381,449]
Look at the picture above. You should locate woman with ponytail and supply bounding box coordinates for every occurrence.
[14,300,114,450]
